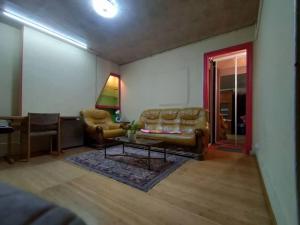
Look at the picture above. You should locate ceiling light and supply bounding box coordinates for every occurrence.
[2,9,88,49]
[92,0,118,18]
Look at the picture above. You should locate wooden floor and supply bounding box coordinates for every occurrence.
[0,147,273,225]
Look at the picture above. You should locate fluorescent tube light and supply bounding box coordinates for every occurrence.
[92,0,118,18]
[3,9,88,49]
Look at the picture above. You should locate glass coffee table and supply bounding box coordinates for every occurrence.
[104,136,166,170]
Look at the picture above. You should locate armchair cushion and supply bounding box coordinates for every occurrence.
[108,123,121,129]
[103,129,125,138]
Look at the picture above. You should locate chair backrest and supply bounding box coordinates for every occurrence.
[28,113,60,132]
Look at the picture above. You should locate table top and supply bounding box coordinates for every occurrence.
[111,136,163,146]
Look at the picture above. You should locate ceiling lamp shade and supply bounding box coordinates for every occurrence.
[92,0,118,18]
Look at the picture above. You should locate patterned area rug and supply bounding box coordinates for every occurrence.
[66,146,189,192]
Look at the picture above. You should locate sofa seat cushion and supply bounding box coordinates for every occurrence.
[30,130,58,137]
[136,131,195,146]
[103,128,126,138]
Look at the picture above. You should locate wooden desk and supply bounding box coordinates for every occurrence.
[0,116,83,162]
[0,116,26,163]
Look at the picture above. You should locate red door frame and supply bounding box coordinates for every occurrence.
[203,42,253,154]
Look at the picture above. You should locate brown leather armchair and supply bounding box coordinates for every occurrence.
[81,109,126,144]
[136,107,209,159]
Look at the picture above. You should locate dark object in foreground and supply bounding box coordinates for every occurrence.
[0,182,86,225]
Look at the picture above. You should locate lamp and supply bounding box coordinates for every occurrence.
[3,9,87,49]
[92,0,118,18]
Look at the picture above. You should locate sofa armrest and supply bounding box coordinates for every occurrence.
[194,128,204,137]
[84,121,99,132]
[87,125,104,144]
[83,120,105,137]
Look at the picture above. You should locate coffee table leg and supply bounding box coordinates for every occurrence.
[122,143,125,154]
[164,148,167,162]
[148,147,151,170]
[104,146,107,158]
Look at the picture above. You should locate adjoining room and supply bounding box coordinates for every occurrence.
[0,1,298,225]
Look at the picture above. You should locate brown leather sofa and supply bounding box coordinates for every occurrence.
[136,107,209,159]
[81,109,126,144]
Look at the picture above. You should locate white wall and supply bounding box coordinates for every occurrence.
[22,27,97,116]
[0,22,22,157]
[0,22,21,116]
[253,0,297,225]
[120,26,255,121]
[22,27,119,116]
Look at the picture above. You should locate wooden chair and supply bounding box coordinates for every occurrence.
[27,113,61,161]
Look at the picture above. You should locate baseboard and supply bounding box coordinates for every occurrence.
[254,155,278,225]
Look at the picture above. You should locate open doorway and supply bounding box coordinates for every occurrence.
[204,43,253,154]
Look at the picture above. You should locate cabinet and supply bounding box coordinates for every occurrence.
[61,117,84,149]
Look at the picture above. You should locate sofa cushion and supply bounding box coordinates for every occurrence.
[159,109,180,133]
[140,109,161,130]
[136,131,195,146]
[160,109,178,120]
[143,110,160,120]
[179,108,207,133]
[179,108,200,120]
[82,109,108,120]
[91,110,108,119]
